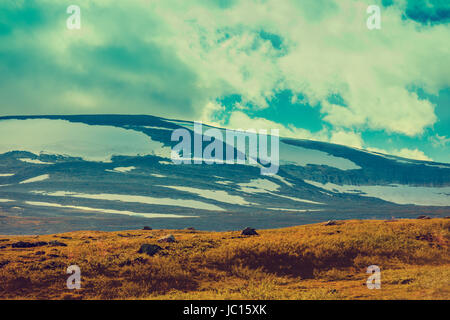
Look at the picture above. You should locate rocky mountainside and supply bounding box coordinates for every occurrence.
[0,114,448,234]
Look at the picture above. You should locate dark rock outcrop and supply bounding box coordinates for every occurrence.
[241,227,258,236]
[138,244,162,256]
[158,234,175,243]
[12,241,48,248]
[48,240,67,247]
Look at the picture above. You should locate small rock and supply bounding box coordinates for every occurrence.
[143,226,152,230]
[185,227,195,231]
[417,215,431,220]
[444,216,450,219]
[241,227,258,236]
[0,239,9,242]
[35,251,45,255]
[400,278,413,285]
[157,234,176,243]
[324,220,337,226]
[0,246,6,249]
[138,244,163,256]
[144,235,154,239]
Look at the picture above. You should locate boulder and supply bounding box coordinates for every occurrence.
[143,226,152,230]
[138,244,162,256]
[324,220,337,226]
[157,234,176,243]
[417,215,431,220]
[241,227,258,236]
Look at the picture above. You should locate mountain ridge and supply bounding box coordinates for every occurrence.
[0,114,448,234]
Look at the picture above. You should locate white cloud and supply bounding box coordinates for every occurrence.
[205,110,366,151]
[206,110,329,141]
[1,0,448,140]
[367,147,433,161]
[430,134,450,148]
[158,0,447,136]
[330,130,363,148]
[394,148,433,161]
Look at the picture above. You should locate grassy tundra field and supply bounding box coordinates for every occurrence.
[0,218,449,300]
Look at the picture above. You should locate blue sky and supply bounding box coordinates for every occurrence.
[0,0,449,162]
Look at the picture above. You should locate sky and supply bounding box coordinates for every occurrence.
[0,0,449,163]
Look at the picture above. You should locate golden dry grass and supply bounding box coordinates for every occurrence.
[0,218,449,300]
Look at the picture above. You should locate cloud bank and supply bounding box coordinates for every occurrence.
[0,0,448,161]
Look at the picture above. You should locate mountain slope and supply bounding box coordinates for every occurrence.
[0,114,448,234]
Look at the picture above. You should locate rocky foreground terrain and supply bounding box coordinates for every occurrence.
[0,217,449,300]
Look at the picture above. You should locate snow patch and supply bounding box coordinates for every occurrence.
[238,179,280,194]
[32,190,225,211]
[216,180,233,185]
[267,208,322,212]
[280,141,361,170]
[271,175,294,187]
[25,201,196,218]
[160,185,251,206]
[269,193,324,205]
[0,119,171,162]
[304,180,450,206]
[106,166,136,173]
[19,174,49,184]
[19,158,54,165]
[150,173,166,178]
[141,126,173,131]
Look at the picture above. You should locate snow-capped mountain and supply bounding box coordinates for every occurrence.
[0,115,448,234]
